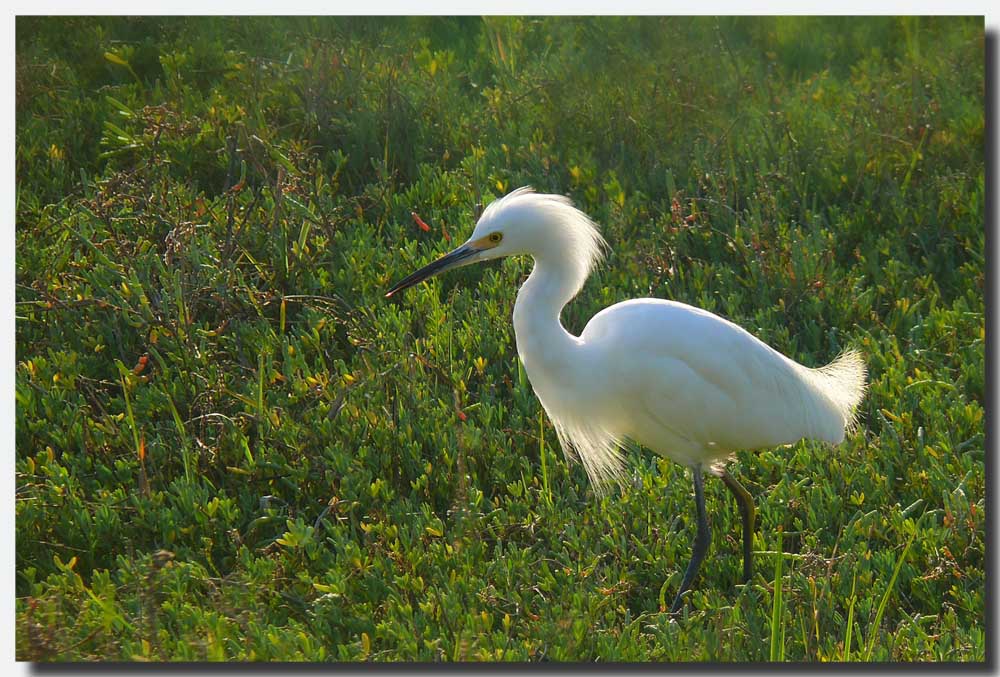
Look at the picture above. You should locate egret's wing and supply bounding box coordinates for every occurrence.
[592,299,813,454]
[633,346,799,455]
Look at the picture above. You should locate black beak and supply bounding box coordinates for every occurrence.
[385,243,480,298]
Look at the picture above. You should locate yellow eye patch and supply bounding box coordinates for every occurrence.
[471,232,504,249]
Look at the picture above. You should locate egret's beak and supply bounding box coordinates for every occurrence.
[385,242,483,297]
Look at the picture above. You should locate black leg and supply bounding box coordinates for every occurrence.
[720,469,755,584]
[670,464,711,614]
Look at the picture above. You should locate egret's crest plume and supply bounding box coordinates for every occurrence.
[479,186,609,301]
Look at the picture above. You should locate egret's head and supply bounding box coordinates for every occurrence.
[386,187,607,298]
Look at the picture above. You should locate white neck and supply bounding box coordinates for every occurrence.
[512,255,584,390]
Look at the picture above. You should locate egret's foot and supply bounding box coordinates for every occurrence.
[668,591,687,615]
[670,465,711,616]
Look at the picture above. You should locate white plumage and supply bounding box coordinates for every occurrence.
[387,186,867,612]
[474,188,866,488]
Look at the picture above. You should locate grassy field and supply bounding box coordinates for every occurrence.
[15,16,985,661]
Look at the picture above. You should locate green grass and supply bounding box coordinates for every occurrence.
[15,16,984,662]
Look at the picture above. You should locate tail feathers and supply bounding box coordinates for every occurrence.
[803,348,868,440]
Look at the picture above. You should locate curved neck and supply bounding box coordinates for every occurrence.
[512,255,583,378]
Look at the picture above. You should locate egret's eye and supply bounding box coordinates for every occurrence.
[489,232,503,244]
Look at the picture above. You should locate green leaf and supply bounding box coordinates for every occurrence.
[103,51,129,66]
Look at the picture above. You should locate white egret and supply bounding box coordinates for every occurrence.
[386,187,866,613]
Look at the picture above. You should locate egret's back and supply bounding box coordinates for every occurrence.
[580,299,866,470]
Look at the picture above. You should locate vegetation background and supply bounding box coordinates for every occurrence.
[16,16,984,661]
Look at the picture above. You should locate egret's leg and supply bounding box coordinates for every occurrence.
[719,469,755,583]
[670,464,710,614]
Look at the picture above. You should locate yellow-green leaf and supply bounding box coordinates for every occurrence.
[104,51,129,66]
